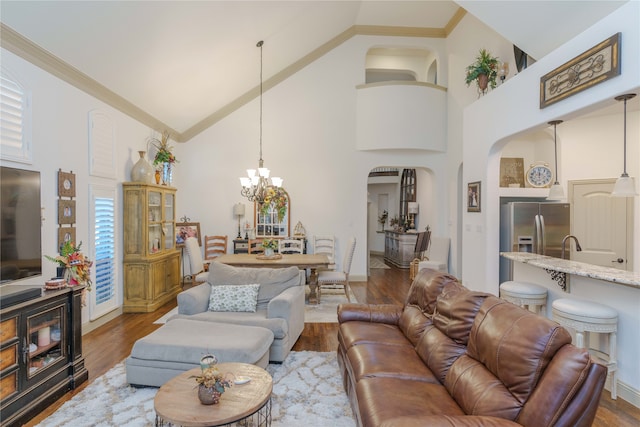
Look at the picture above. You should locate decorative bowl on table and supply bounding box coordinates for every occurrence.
[44,279,67,290]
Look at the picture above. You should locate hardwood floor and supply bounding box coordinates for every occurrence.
[26,264,639,426]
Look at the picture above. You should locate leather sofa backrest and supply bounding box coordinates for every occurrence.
[444,296,573,423]
[399,268,461,345]
[415,283,488,383]
[405,268,460,316]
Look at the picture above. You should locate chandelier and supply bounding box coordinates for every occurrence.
[239,40,283,204]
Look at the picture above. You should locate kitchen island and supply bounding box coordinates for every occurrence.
[500,252,640,407]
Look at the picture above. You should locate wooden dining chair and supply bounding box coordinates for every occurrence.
[248,239,264,254]
[317,237,356,303]
[278,238,303,254]
[204,235,227,260]
[313,235,336,270]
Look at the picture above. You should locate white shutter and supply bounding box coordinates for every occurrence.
[90,185,118,320]
[89,110,116,178]
[1,70,32,163]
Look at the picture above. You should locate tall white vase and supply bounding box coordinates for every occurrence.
[131,151,154,183]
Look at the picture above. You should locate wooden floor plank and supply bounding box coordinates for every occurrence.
[24,263,639,426]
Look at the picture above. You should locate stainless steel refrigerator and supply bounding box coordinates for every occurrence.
[499,202,570,283]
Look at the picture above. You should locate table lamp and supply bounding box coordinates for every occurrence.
[408,202,419,229]
[233,203,245,238]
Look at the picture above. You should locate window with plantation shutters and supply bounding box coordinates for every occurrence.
[90,185,118,320]
[1,70,32,163]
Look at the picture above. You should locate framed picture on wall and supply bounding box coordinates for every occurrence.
[176,222,201,247]
[58,227,76,250]
[499,157,525,188]
[58,200,76,224]
[58,170,76,198]
[467,181,481,212]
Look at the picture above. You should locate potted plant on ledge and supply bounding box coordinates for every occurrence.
[465,48,499,96]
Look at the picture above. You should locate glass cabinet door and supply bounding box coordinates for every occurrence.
[26,305,65,378]
[148,191,162,254]
[163,193,175,250]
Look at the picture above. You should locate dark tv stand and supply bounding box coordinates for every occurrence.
[0,285,88,426]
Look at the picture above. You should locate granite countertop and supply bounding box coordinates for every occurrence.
[500,252,640,289]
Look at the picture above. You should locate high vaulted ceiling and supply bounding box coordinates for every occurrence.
[0,1,628,141]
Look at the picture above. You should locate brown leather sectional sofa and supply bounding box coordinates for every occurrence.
[337,269,606,427]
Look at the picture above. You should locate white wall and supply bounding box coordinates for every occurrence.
[461,1,640,400]
[175,35,455,279]
[1,49,155,327]
[461,1,640,294]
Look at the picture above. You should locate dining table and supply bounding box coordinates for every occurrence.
[214,253,331,304]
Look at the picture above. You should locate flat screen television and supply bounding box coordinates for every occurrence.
[0,166,42,283]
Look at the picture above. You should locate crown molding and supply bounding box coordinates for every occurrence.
[444,7,467,36]
[2,8,465,143]
[0,23,178,139]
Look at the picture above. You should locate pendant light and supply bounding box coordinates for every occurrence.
[611,93,638,197]
[239,40,283,204]
[547,120,564,200]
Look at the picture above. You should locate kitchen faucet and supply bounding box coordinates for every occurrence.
[561,235,582,259]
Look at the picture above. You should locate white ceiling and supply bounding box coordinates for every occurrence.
[0,1,629,140]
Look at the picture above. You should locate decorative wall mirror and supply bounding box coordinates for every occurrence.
[254,189,290,237]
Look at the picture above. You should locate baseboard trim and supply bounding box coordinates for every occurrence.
[612,378,640,408]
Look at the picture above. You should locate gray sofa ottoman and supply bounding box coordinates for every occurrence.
[125,318,274,387]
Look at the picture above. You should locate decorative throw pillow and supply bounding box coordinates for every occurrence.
[208,284,260,312]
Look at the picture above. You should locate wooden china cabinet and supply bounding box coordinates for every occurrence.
[123,183,180,313]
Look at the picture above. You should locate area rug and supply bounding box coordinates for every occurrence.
[304,286,356,323]
[154,286,356,324]
[370,254,390,269]
[36,351,355,427]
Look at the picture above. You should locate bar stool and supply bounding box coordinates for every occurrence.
[499,281,548,315]
[552,298,618,399]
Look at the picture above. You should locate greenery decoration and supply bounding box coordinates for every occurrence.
[465,48,499,92]
[148,131,177,166]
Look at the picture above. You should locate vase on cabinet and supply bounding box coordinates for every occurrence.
[131,151,154,183]
[161,162,173,186]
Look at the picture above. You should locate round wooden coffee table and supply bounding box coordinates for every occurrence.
[154,362,272,427]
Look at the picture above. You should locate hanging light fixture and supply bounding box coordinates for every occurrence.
[239,40,283,204]
[547,120,564,200]
[611,93,638,197]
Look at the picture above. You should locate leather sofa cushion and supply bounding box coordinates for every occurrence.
[466,297,571,402]
[338,303,402,325]
[444,296,573,420]
[338,321,412,351]
[346,343,439,383]
[433,283,489,345]
[357,377,464,427]
[406,268,460,316]
[415,326,467,384]
[517,345,603,426]
[398,305,432,345]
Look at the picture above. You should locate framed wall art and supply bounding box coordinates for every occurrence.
[58,199,76,224]
[499,157,525,188]
[58,227,76,250]
[176,222,201,247]
[467,181,481,213]
[58,170,76,198]
[540,33,621,109]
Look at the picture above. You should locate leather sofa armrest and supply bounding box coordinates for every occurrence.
[337,303,402,325]
[379,415,522,427]
[177,283,210,315]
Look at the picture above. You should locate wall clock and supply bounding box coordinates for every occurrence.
[526,162,553,188]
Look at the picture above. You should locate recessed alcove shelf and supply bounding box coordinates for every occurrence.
[498,187,552,198]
